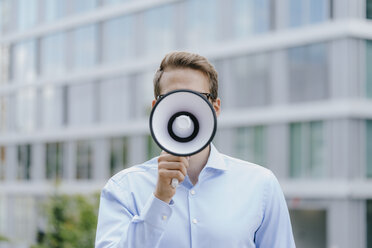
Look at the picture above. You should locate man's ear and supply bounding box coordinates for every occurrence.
[152,99,157,109]
[212,98,221,117]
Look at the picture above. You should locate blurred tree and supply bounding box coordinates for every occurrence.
[32,194,99,248]
[0,234,9,241]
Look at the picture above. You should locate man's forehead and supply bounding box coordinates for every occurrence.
[159,69,209,94]
[160,68,208,83]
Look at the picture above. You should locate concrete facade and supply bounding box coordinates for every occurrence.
[0,0,372,247]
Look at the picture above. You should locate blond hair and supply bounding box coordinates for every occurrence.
[153,51,218,101]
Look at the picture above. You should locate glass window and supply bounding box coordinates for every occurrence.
[147,135,161,160]
[230,54,269,108]
[290,121,325,178]
[211,128,224,150]
[41,32,66,76]
[0,96,9,132]
[186,0,218,47]
[41,85,64,129]
[17,144,32,180]
[0,2,2,33]
[235,126,266,166]
[76,140,93,179]
[367,120,372,178]
[367,40,372,98]
[40,33,66,129]
[0,45,10,84]
[232,0,271,38]
[12,40,37,81]
[10,196,37,244]
[15,89,37,131]
[70,25,97,71]
[44,0,65,23]
[289,0,330,27]
[0,47,9,133]
[211,59,226,101]
[368,200,372,248]
[367,0,372,19]
[0,0,12,34]
[103,0,130,6]
[102,15,134,64]
[0,196,6,235]
[0,47,10,136]
[46,142,64,180]
[100,77,132,123]
[69,0,97,15]
[144,5,176,57]
[139,72,156,117]
[0,97,4,131]
[288,43,329,103]
[68,82,95,126]
[109,137,128,176]
[17,0,38,31]
[0,94,14,132]
[289,209,327,248]
[12,40,37,130]
[0,146,5,180]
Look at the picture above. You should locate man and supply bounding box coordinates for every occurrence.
[95,52,296,248]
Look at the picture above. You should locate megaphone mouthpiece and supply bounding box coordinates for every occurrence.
[173,115,194,138]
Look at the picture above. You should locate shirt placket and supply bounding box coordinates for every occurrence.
[188,184,198,248]
[187,168,215,248]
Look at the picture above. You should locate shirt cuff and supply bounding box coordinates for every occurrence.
[139,193,174,230]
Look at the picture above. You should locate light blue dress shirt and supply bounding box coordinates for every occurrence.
[95,144,296,248]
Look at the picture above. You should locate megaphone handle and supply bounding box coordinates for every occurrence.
[171,178,179,188]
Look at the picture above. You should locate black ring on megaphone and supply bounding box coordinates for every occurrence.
[149,89,217,157]
[167,111,199,143]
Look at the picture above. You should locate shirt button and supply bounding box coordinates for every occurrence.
[162,215,167,221]
[190,190,196,195]
[192,218,198,224]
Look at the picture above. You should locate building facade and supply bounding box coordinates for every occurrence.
[0,0,372,247]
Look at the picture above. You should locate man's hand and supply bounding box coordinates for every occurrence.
[154,151,189,204]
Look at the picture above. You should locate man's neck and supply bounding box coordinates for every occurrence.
[187,145,211,185]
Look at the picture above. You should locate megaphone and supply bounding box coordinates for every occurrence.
[149,89,217,157]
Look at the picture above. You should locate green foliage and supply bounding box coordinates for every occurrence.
[0,234,9,241]
[32,194,99,248]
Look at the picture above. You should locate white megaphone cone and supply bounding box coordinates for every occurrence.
[149,89,217,188]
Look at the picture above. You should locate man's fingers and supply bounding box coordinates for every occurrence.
[158,169,185,182]
[155,151,190,203]
[158,153,189,167]
[159,153,184,162]
[158,161,187,176]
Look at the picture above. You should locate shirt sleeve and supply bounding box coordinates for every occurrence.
[95,179,173,248]
[254,171,296,248]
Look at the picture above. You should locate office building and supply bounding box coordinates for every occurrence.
[0,0,372,247]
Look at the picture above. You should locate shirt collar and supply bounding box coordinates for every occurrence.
[204,143,228,171]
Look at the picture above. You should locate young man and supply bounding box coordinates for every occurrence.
[95,52,296,248]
